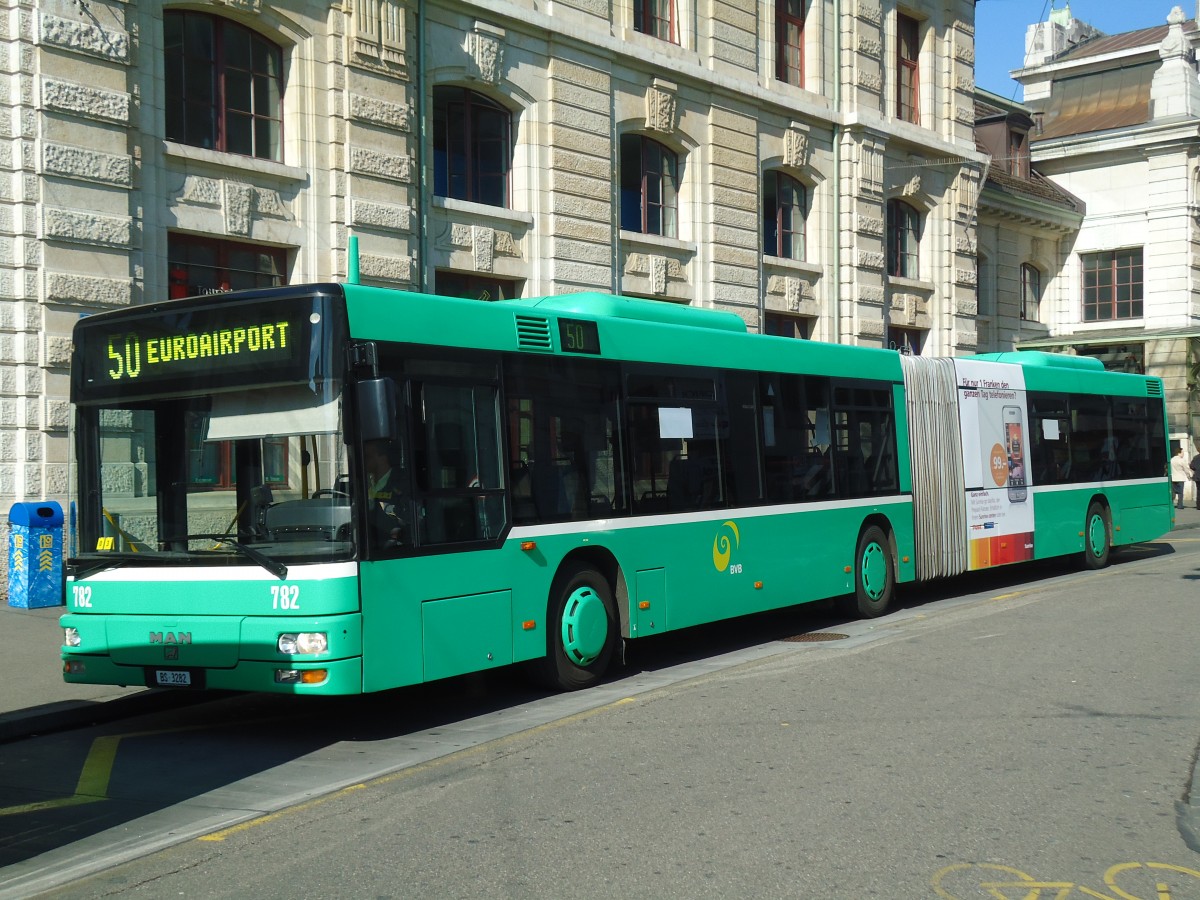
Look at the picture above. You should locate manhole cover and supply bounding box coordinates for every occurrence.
[781,632,850,643]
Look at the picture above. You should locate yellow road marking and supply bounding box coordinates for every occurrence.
[933,861,1200,900]
[0,723,255,817]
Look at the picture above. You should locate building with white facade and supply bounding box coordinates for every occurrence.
[974,88,1084,354]
[1012,5,1200,444]
[0,0,984,562]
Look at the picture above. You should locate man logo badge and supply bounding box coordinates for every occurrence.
[149,631,192,645]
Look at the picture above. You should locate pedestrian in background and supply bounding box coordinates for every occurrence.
[1191,445,1200,510]
[1171,447,1190,509]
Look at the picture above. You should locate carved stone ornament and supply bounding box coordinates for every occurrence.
[216,0,261,13]
[785,277,802,311]
[469,23,504,84]
[784,126,809,168]
[646,79,677,134]
[472,226,495,273]
[351,0,405,69]
[650,256,667,294]
[1160,6,1190,60]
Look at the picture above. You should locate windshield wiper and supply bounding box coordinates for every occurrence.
[69,553,150,580]
[162,534,289,580]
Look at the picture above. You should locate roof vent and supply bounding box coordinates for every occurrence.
[515,315,553,351]
[1146,379,1163,397]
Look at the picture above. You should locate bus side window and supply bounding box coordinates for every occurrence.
[505,356,625,523]
[410,379,506,546]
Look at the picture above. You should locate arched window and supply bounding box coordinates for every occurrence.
[1021,263,1041,321]
[620,135,678,237]
[763,172,807,261]
[886,200,921,279]
[433,87,512,207]
[164,12,283,161]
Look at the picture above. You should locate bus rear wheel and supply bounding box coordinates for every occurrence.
[532,563,616,691]
[843,524,894,619]
[1083,501,1111,569]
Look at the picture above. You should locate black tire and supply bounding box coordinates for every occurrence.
[531,563,616,691]
[841,524,894,618]
[1082,501,1111,569]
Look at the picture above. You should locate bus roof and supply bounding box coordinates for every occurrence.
[968,351,1105,371]
[509,292,748,334]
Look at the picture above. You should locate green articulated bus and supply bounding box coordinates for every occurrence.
[61,283,1173,694]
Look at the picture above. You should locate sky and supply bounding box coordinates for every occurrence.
[973,0,1191,101]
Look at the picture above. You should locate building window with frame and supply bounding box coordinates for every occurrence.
[1082,249,1143,321]
[433,87,512,208]
[888,326,924,355]
[168,234,288,298]
[776,0,805,87]
[1021,263,1041,321]
[164,11,283,161]
[634,0,676,42]
[620,135,679,238]
[886,200,921,279]
[897,13,920,124]
[435,272,522,302]
[1008,129,1029,178]
[765,314,814,339]
[764,172,807,261]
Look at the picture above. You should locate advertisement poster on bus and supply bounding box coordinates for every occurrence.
[953,359,1035,570]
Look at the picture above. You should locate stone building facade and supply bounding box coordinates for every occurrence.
[1,0,983,560]
[1012,6,1200,446]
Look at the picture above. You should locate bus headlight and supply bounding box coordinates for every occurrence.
[64,627,81,648]
[277,632,328,655]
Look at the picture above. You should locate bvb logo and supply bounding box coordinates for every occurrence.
[712,521,740,572]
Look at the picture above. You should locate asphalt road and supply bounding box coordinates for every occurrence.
[4,536,1200,899]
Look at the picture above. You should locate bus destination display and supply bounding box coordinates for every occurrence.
[75,298,314,399]
[102,319,294,382]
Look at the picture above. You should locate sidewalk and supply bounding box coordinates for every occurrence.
[0,603,169,743]
[3,506,1199,743]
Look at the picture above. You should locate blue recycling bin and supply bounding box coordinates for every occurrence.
[8,501,64,609]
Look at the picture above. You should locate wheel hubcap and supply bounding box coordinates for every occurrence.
[561,585,607,666]
[861,542,887,600]
[1088,514,1106,556]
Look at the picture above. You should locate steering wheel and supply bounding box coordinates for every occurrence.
[311,488,349,499]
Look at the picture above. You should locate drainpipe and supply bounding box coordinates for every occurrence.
[611,95,620,294]
[831,0,842,345]
[416,0,429,292]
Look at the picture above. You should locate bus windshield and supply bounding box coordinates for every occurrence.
[68,290,351,573]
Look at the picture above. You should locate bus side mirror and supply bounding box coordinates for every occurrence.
[356,377,398,443]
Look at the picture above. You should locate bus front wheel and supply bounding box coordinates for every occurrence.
[844,525,894,619]
[532,563,617,691]
[1083,501,1111,569]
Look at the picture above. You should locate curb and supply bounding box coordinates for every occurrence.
[0,690,228,745]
